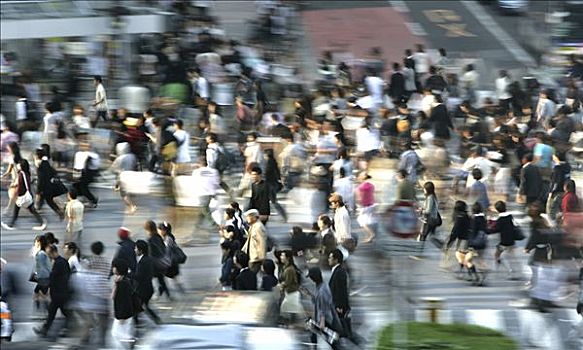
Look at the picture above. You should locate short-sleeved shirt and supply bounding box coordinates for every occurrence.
[357,181,375,207]
[66,199,85,233]
[533,143,554,169]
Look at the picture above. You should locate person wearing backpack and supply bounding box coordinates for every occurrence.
[465,202,488,286]
[205,133,232,194]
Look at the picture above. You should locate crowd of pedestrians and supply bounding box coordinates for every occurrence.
[1,0,583,348]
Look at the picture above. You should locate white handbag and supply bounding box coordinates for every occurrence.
[15,171,33,208]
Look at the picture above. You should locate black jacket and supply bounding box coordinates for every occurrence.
[526,218,551,264]
[265,158,282,186]
[389,72,405,100]
[249,180,270,216]
[448,213,471,245]
[36,159,58,197]
[114,239,136,275]
[234,268,257,291]
[549,162,571,194]
[519,163,543,198]
[49,255,71,299]
[468,214,487,249]
[490,214,515,247]
[425,74,447,92]
[429,103,453,139]
[329,265,350,314]
[114,276,134,320]
[148,234,166,260]
[271,123,292,139]
[133,255,155,302]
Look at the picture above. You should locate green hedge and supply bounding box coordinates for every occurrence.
[377,322,518,350]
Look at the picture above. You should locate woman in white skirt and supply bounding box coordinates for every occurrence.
[277,250,304,326]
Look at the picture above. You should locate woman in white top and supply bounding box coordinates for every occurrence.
[355,118,381,169]
[413,44,431,76]
[461,64,479,104]
[173,119,191,164]
[495,70,512,111]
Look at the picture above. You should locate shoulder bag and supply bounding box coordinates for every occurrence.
[15,172,33,208]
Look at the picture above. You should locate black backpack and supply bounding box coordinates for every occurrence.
[215,147,233,173]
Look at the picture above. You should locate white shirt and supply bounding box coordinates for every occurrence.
[461,70,479,89]
[421,94,435,116]
[196,76,210,99]
[191,166,220,196]
[333,205,352,243]
[364,76,384,105]
[73,151,100,171]
[16,99,27,121]
[66,199,84,233]
[244,142,263,166]
[495,77,511,100]
[462,156,491,188]
[355,127,381,153]
[173,129,191,163]
[413,52,431,74]
[95,83,108,111]
[206,143,223,169]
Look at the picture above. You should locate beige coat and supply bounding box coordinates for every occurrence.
[242,221,267,264]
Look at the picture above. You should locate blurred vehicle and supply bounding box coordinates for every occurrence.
[139,291,298,349]
[497,0,528,15]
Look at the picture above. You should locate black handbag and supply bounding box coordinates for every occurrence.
[428,212,442,227]
[50,177,68,196]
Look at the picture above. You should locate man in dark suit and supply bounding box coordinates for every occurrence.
[234,251,257,291]
[248,167,271,224]
[328,249,350,318]
[133,240,160,327]
[34,148,65,220]
[34,245,71,337]
[388,62,406,104]
[519,153,543,204]
[113,227,136,275]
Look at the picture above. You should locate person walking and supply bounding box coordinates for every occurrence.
[1,142,22,217]
[133,240,161,331]
[242,209,267,274]
[64,188,84,244]
[112,227,136,277]
[519,153,543,205]
[72,142,100,208]
[305,267,344,350]
[355,172,377,243]
[91,75,108,128]
[248,166,271,224]
[34,245,71,337]
[264,149,288,222]
[1,159,46,231]
[111,258,136,349]
[278,250,303,325]
[328,249,353,341]
[30,235,51,316]
[449,201,471,279]
[465,203,488,285]
[33,148,65,220]
[173,119,191,165]
[329,193,352,245]
[145,220,170,300]
[158,222,186,294]
[191,159,221,231]
[81,241,110,348]
[489,201,519,279]
[419,181,440,243]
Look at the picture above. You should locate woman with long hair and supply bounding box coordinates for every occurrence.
[277,250,304,326]
[158,221,186,294]
[144,220,170,300]
[1,159,46,230]
[30,235,51,315]
[449,201,471,278]
[1,141,22,215]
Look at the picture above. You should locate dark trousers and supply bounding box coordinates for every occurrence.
[42,296,71,332]
[10,203,43,226]
[74,179,97,204]
[91,110,108,128]
[268,184,287,221]
[38,194,64,218]
[134,293,160,337]
[156,273,169,297]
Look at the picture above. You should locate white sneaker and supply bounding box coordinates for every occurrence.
[33,220,47,231]
[1,222,15,230]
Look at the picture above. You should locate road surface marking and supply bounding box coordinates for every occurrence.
[405,22,427,36]
[423,9,462,23]
[388,0,409,13]
[437,23,476,37]
[461,1,536,66]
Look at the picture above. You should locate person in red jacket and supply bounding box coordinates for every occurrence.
[561,180,579,215]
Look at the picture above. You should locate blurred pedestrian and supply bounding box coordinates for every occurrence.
[1,159,46,231]
[30,235,51,315]
[264,149,288,222]
[490,201,518,279]
[81,241,110,347]
[465,203,488,286]
[145,221,170,300]
[219,240,236,291]
[158,222,186,294]
[91,75,108,128]
[72,142,100,208]
[64,188,84,244]
[234,251,257,291]
[449,201,471,279]
[278,250,304,325]
[260,259,278,292]
[133,240,161,331]
[113,227,136,276]
[329,193,352,245]
[111,258,136,349]
[33,148,65,220]
[355,172,377,243]
[248,166,271,224]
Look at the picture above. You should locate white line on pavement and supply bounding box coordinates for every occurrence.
[461,1,536,67]
[388,0,410,13]
[405,22,427,36]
